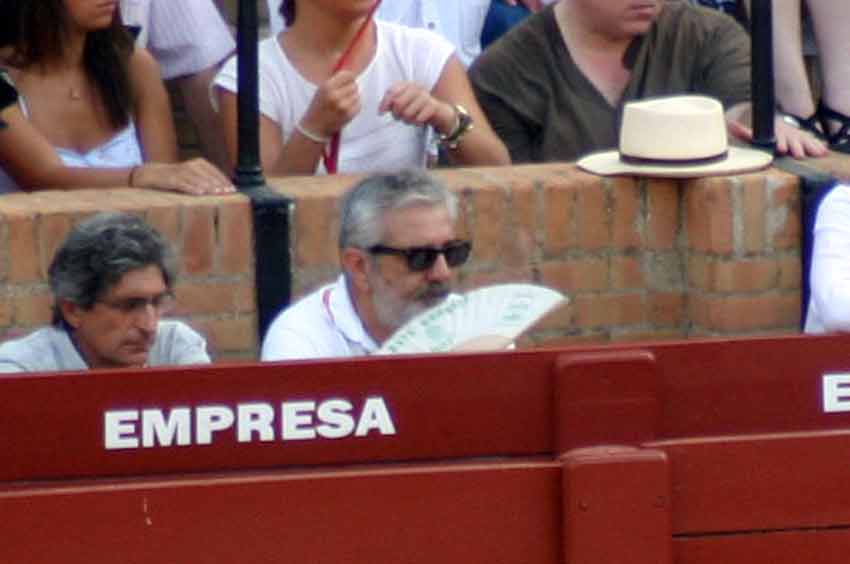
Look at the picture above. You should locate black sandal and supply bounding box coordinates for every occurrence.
[782,111,824,139]
[818,103,850,154]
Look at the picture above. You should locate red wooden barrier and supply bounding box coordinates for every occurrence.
[3,334,850,563]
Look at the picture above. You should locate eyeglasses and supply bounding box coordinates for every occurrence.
[97,291,175,315]
[368,240,472,272]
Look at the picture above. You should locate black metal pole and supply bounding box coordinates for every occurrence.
[751,0,776,153]
[235,0,266,189]
[236,0,293,342]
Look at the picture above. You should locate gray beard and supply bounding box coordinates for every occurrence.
[371,276,451,334]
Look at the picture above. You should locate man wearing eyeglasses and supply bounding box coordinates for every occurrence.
[261,170,470,360]
[0,213,210,373]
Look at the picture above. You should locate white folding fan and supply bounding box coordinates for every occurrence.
[376,283,568,355]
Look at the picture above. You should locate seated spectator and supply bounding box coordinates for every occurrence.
[469,0,827,164]
[217,0,509,176]
[262,170,469,360]
[0,0,233,195]
[120,0,235,170]
[0,212,210,372]
[805,183,850,334]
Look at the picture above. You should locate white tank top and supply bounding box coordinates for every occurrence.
[0,93,143,194]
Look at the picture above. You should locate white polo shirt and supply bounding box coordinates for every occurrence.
[261,275,379,361]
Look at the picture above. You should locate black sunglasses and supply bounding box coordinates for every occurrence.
[368,240,472,272]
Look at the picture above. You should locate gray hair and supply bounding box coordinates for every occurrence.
[49,212,177,325]
[339,170,459,250]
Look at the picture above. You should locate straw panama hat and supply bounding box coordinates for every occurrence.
[577,95,773,178]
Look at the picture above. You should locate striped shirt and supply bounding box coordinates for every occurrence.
[120,0,235,79]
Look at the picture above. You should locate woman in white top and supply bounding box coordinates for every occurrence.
[215,0,509,176]
[0,0,233,195]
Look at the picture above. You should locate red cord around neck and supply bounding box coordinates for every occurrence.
[322,0,382,174]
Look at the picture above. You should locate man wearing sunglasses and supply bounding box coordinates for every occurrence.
[0,213,210,373]
[262,170,470,360]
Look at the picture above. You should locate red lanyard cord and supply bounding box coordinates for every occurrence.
[322,0,382,174]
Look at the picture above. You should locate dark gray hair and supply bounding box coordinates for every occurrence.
[339,170,458,250]
[49,212,177,325]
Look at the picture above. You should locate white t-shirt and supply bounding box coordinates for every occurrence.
[806,184,850,334]
[215,21,454,175]
[261,275,379,361]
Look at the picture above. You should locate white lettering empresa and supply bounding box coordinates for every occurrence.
[104,396,396,450]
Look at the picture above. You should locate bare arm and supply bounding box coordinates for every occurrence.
[130,48,179,162]
[429,56,511,166]
[171,64,231,171]
[0,103,234,194]
[218,70,361,176]
[379,55,511,166]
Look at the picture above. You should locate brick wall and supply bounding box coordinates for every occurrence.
[269,164,803,349]
[0,164,803,361]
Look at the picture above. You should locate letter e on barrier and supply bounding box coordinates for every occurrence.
[823,374,850,413]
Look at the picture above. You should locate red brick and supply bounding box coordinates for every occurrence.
[181,204,217,275]
[144,204,181,246]
[503,182,538,268]
[573,293,645,328]
[577,182,610,250]
[741,175,766,253]
[0,297,12,326]
[686,177,734,254]
[689,293,800,332]
[609,177,642,249]
[459,269,534,291]
[713,259,779,292]
[688,255,709,290]
[38,213,74,279]
[173,282,255,316]
[646,179,679,250]
[7,213,40,283]
[647,292,685,327]
[194,316,257,358]
[769,180,801,250]
[217,199,253,274]
[14,292,52,327]
[543,180,578,255]
[778,256,802,290]
[467,185,508,263]
[540,258,608,292]
[294,193,340,269]
[611,255,644,290]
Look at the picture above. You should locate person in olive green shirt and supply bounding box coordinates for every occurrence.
[469,0,826,164]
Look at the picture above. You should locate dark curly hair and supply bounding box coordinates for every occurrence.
[279,0,296,26]
[49,212,177,326]
[0,0,135,129]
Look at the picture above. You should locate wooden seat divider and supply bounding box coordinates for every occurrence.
[3,333,850,563]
